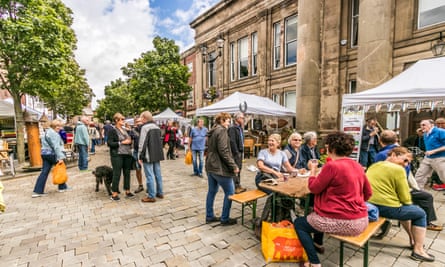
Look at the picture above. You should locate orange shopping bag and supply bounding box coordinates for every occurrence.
[184,150,192,165]
[52,161,68,185]
[261,220,308,263]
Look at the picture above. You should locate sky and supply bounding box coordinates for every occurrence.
[62,0,219,108]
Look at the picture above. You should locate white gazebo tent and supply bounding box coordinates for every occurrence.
[153,107,186,121]
[196,92,296,117]
[342,56,445,109]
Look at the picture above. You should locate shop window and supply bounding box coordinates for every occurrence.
[284,91,296,111]
[285,15,297,66]
[418,0,445,28]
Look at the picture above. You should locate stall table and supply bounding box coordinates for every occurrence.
[259,176,310,221]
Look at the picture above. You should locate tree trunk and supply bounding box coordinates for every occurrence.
[12,93,26,164]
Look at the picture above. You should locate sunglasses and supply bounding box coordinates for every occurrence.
[292,139,302,141]
[403,159,410,163]
[117,118,125,121]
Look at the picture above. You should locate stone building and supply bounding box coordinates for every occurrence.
[186,0,445,138]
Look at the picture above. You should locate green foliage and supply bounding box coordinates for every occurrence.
[96,36,192,120]
[0,0,92,162]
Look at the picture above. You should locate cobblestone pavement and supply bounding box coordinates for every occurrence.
[0,145,444,266]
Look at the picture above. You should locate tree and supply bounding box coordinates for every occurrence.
[95,79,135,121]
[123,36,192,113]
[0,0,81,163]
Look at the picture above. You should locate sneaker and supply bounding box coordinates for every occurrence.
[221,218,237,226]
[110,195,120,201]
[32,192,48,198]
[432,184,445,191]
[134,185,144,194]
[58,187,73,193]
[206,216,220,224]
[141,197,156,203]
[125,192,136,199]
[198,174,203,178]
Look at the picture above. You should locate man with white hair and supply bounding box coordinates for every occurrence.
[414,119,445,189]
[228,112,246,194]
[74,116,90,171]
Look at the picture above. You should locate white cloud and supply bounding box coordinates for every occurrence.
[63,0,155,107]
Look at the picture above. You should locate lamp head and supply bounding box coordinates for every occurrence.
[431,32,445,57]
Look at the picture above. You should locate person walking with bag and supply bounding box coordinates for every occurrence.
[32,119,70,197]
[228,112,246,194]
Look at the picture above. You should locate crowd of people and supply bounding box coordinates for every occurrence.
[23,110,445,265]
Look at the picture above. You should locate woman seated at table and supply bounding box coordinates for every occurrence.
[284,132,305,169]
[294,132,372,267]
[255,134,297,193]
[366,146,435,262]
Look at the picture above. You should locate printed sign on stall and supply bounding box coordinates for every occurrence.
[341,108,365,161]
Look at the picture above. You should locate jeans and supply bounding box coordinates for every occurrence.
[33,154,67,193]
[192,150,204,175]
[142,161,163,198]
[375,203,427,227]
[293,216,324,264]
[206,172,234,222]
[359,146,377,168]
[90,139,96,153]
[77,144,88,170]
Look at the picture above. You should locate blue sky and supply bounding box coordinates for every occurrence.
[62,0,219,107]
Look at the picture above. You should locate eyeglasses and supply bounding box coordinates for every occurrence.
[292,139,302,141]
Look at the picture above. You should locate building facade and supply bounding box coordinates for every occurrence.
[187,0,445,138]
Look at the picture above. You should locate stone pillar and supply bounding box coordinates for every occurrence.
[296,0,321,132]
[356,0,394,91]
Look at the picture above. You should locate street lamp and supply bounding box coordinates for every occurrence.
[431,32,445,57]
[201,34,225,63]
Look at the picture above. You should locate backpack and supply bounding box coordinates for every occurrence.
[254,195,294,240]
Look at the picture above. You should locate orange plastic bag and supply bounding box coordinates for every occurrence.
[52,161,68,185]
[261,220,308,263]
[184,150,192,165]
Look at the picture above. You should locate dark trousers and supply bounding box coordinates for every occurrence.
[167,140,175,159]
[233,154,242,188]
[411,189,437,224]
[111,154,132,192]
[293,217,324,264]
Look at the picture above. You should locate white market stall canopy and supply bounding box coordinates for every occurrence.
[342,56,445,110]
[195,92,296,117]
[153,107,186,121]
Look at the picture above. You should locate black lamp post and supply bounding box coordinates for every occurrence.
[201,34,225,102]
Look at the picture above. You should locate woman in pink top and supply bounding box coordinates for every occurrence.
[294,132,372,267]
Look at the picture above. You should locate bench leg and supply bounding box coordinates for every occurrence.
[364,241,369,267]
[339,241,344,267]
[241,203,245,226]
[251,200,257,230]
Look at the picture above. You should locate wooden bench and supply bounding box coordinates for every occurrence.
[229,189,267,229]
[330,217,386,267]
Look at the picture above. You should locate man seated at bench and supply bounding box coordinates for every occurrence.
[367,146,435,262]
[294,132,372,267]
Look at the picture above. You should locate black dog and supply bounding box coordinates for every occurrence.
[92,166,113,196]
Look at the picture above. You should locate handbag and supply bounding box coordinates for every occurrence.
[52,161,68,185]
[261,220,308,263]
[184,150,193,165]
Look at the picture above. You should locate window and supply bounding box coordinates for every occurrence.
[285,15,297,66]
[273,22,281,69]
[348,80,357,94]
[284,91,296,111]
[418,0,445,28]
[208,52,216,87]
[230,42,235,81]
[252,32,258,75]
[187,62,193,73]
[238,37,249,79]
[351,0,359,47]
